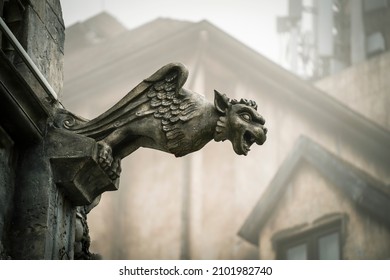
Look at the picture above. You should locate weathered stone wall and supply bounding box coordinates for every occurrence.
[0,127,15,259]
[19,0,64,97]
[0,0,70,259]
[9,139,75,259]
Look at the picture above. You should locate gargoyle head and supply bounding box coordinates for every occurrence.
[213,90,267,155]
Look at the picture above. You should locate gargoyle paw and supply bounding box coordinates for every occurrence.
[97,141,121,181]
[97,141,113,170]
[108,158,121,181]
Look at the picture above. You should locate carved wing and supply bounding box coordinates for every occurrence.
[66,63,190,142]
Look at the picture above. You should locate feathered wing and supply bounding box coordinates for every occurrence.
[67,63,189,141]
[150,78,202,156]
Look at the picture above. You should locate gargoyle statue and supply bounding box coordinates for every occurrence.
[59,63,267,180]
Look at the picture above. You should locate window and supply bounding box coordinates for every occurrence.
[366,32,386,57]
[276,221,342,260]
[363,0,387,12]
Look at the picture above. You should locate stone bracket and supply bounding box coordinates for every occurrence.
[47,127,119,206]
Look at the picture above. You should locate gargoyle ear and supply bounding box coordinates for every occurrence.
[214,90,230,114]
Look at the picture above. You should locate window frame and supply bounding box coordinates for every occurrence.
[275,220,342,260]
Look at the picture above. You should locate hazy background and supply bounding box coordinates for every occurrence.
[60,0,287,65]
[59,0,390,260]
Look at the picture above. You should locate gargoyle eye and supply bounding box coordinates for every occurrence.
[240,113,252,122]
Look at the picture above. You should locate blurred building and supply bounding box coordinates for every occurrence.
[278,0,390,79]
[62,12,390,259]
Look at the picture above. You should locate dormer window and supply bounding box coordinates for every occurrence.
[274,218,342,260]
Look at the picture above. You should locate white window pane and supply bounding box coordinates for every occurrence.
[319,232,340,260]
[286,243,307,260]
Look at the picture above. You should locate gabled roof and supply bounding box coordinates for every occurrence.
[65,12,128,55]
[238,136,390,246]
[63,13,390,168]
[64,15,192,81]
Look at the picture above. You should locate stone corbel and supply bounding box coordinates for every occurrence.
[47,126,119,206]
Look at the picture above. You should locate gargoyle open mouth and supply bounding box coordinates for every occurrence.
[242,130,257,155]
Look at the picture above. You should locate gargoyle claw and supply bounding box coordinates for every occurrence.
[97,141,113,168]
[97,141,121,181]
[108,158,121,181]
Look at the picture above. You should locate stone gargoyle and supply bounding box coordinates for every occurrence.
[52,62,267,258]
[56,63,267,181]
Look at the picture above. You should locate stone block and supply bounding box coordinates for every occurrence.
[47,128,119,206]
[18,5,64,97]
[46,0,64,24]
[29,0,46,23]
[45,1,65,53]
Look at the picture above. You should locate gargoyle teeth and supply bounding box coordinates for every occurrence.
[243,131,256,147]
[216,126,223,133]
[217,120,225,127]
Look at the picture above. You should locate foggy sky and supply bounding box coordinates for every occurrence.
[60,0,287,64]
